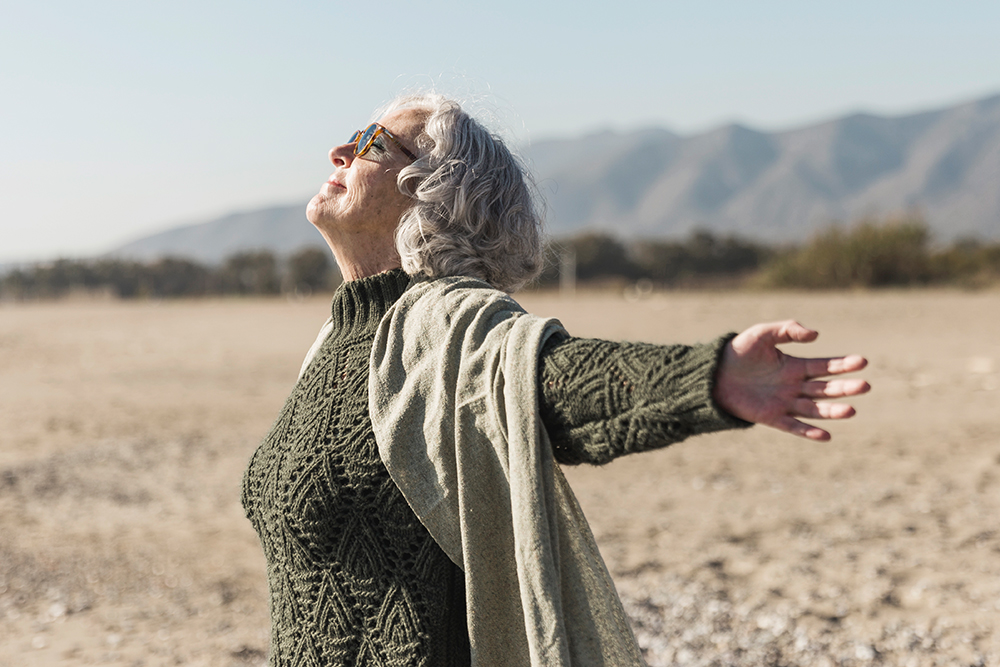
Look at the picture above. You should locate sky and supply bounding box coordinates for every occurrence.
[2,0,998,264]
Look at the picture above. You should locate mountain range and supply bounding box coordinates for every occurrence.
[113,92,1000,264]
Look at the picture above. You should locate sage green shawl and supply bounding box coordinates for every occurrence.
[367,276,645,667]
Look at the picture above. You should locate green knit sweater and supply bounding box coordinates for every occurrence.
[241,269,747,667]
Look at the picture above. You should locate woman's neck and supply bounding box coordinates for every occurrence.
[321,229,402,281]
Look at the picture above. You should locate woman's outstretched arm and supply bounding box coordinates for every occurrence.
[538,334,751,465]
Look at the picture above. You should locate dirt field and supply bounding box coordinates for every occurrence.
[1,288,998,666]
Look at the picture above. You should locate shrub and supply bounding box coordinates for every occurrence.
[568,232,639,281]
[758,216,933,288]
[216,251,281,295]
[286,246,337,294]
[631,230,771,286]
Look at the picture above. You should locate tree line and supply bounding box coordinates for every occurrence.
[0,247,338,300]
[539,215,1000,290]
[3,215,1000,300]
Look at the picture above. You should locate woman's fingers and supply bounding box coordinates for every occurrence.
[766,382,865,440]
[803,354,868,379]
[776,415,831,441]
[740,320,818,349]
[770,320,819,345]
[792,398,857,420]
[802,378,871,398]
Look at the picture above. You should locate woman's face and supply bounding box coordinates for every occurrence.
[306,108,424,241]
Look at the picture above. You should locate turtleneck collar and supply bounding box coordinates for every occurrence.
[329,269,412,337]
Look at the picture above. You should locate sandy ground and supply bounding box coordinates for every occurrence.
[0,288,997,666]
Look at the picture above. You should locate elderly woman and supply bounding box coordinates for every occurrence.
[242,93,869,667]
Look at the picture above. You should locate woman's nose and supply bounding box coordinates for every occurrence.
[329,143,354,167]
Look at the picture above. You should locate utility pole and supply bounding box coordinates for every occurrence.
[560,247,576,296]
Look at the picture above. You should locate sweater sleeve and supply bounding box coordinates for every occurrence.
[538,332,753,466]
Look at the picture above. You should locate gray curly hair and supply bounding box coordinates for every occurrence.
[376,93,544,293]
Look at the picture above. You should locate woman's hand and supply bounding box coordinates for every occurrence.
[712,320,870,441]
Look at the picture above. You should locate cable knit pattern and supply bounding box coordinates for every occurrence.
[242,269,749,666]
[242,270,469,667]
[540,333,751,466]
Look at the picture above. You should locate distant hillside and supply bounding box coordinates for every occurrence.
[110,92,1000,262]
[110,204,323,264]
[530,93,1000,242]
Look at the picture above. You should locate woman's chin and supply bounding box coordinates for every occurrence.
[306,195,335,226]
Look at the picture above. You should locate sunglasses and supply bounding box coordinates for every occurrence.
[349,123,418,162]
